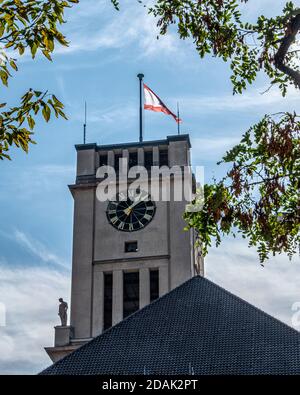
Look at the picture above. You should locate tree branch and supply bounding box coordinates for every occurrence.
[274,12,300,88]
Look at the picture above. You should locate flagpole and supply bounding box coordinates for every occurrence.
[137,73,144,142]
[177,102,180,135]
[83,101,87,144]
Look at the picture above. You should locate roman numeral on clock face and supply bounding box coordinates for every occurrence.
[110,216,118,225]
[106,190,156,232]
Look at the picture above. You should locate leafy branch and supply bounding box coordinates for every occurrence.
[184,112,300,263]
[148,0,300,95]
[0,0,79,160]
[0,89,66,160]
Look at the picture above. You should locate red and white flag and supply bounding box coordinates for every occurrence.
[143,83,182,124]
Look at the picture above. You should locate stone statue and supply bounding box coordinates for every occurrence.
[58,298,68,326]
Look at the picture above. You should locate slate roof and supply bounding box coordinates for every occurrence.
[41,276,300,375]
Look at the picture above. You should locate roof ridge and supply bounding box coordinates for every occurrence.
[201,275,300,335]
[40,275,300,374]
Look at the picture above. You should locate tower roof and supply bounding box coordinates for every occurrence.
[40,276,300,375]
[75,133,191,152]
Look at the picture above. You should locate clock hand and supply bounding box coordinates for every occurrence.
[132,211,143,226]
[124,193,148,215]
[130,193,149,209]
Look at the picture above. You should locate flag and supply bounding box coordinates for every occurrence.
[143,83,182,124]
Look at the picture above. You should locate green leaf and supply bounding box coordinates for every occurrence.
[5,41,14,49]
[0,24,5,37]
[34,91,42,98]
[42,104,51,122]
[0,70,8,86]
[31,43,38,58]
[9,60,18,71]
[27,115,35,130]
[42,50,52,61]
[18,44,25,55]
[56,108,68,120]
[52,95,64,108]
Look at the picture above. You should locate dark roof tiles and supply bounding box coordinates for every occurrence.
[41,276,300,375]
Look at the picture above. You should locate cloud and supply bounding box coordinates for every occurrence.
[205,238,300,327]
[1,237,299,374]
[67,85,299,140]
[0,164,74,202]
[0,264,70,374]
[55,75,71,106]
[9,0,177,62]
[186,84,299,165]
[14,230,69,271]
[191,136,240,162]
[70,101,137,124]
[55,0,181,59]
[178,86,299,116]
[33,164,74,176]
[67,101,139,143]
[61,0,290,60]
[240,0,289,21]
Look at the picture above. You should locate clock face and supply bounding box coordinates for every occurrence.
[106,189,156,232]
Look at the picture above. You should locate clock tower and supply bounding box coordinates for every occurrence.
[45,134,204,363]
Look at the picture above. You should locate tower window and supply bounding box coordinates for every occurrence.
[129,151,138,168]
[125,241,138,253]
[144,150,153,170]
[103,272,113,330]
[150,269,159,302]
[123,272,139,318]
[99,153,108,167]
[159,149,168,166]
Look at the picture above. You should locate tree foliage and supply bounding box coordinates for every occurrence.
[0,0,78,160]
[112,0,300,262]
[149,0,300,95]
[184,113,300,263]
[112,1,300,94]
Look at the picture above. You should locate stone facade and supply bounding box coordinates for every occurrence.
[45,134,204,363]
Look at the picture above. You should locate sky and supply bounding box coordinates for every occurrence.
[0,0,299,374]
